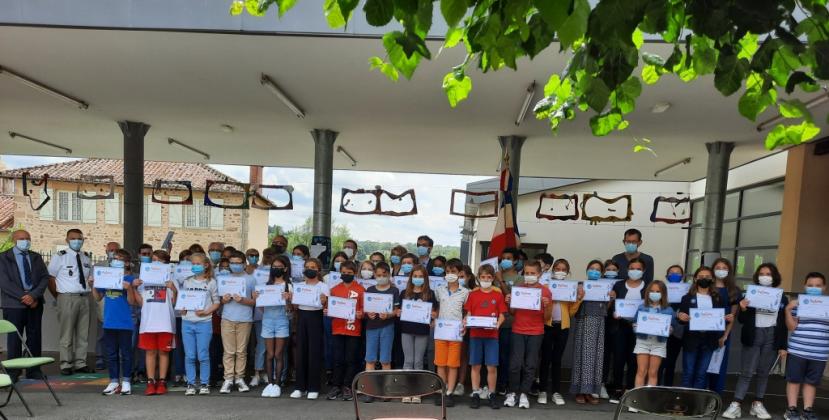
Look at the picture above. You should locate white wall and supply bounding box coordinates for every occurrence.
[690,151,788,198]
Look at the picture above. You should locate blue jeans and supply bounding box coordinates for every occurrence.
[104,328,133,381]
[682,347,714,389]
[173,317,185,378]
[182,320,212,386]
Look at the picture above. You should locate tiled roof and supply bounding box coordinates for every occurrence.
[0,194,13,230]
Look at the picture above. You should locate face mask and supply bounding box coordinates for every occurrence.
[342,248,355,258]
[139,256,151,263]
[191,265,206,275]
[247,256,259,265]
[106,251,115,260]
[271,245,285,254]
[758,275,774,286]
[270,267,285,278]
[230,263,245,273]
[805,286,823,296]
[360,269,374,280]
[417,246,429,257]
[209,251,221,262]
[516,261,524,271]
[69,239,84,251]
[714,269,729,279]
[696,278,713,289]
[479,281,492,289]
[15,239,31,252]
[110,259,125,269]
[667,273,683,283]
[587,269,601,280]
[445,273,459,283]
[217,268,230,276]
[333,261,342,272]
[628,269,644,280]
[390,255,401,265]
[341,274,355,283]
[500,259,514,270]
[291,255,304,262]
[524,275,538,284]
[553,271,567,280]
[604,270,618,279]
[401,263,413,274]
[624,242,638,254]
[411,277,425,287]
[649,292,662,302]
[303,269,318,279]
[376,276,390,285]
[432,267,445,276]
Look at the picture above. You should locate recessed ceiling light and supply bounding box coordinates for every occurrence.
[651,102,672,113]
[220,124,234,133]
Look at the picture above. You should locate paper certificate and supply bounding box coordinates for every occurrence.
[746,285,784,311]
[175,290,207,311]
[466,316,498,328]
[667,283,691,303]
[292,284,321,307]
[326,272,342,289]
[548,281,578,302]
[429,276,447,289]
[615,299,644,319]
[173,263,193,282]
[635,311,672,337]
[707,347,726,374]
[689,308,725,331]
[217,276,247,297]
[364,293,393,313]
[328,296,356,321]
[480,257,499,273]
[393,276,409,291]
[140,263,171,286]
[434,319,463,342]
[94,267,124,290]
[400,299,433,324]
[290,259,305,280]
[253,268,270,286]
[511,287,542,310]
[255,284,286,307]
[583,280,615,302]
[357,278,377,289]
[797,294,829,319]
[540,272,551,285]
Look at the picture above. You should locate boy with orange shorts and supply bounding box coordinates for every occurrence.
[433,259,469,407]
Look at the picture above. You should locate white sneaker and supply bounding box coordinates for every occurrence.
[185,385,196,396]
[235,378,250,392]
[629,407,640,413]
[261,384,273,397]
[402,397,412,403]
[552,392,565,406]
[600,385,610,399]
[750,402,771,420]
[220,380,233,394]
[723,402,742,419]
[519,393,530,409]
[250,375,260,388]
[290,390,304,399]
[504,392,517,407]
[538,391,548,404]
[120,381,131,395]
[102,382,120,396]
[272,384,281,398]
[199,385,210,395]
[307,392,319,400]
[411,396,421,404]
[453,383,465,396]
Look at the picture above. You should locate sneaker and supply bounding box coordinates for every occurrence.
[609,390,623,404]
[629,407,640,413]
[235,379,250,393]
[750,402,771,420]
[199,385,210,395]
[327,387,343,400]
[343,387,354,401]
[220,380,233,394]
[272,384,281,397]
[552,392,565,406]
[518,393,530,409]
[250,375,260,388]
[802,409,818,420]
[185,384,197,396]
[470,393,481,409]
[504,392,516,407]
[145,380,157,396]
[290,390,304,399]
[497,386,507,396]
[155,380,168,395]
[600,385,610,399]
[529,380,540,397]
[307,392,319,400]
[723,402,742,419]
[360,394,374,403]
[784,407,801,420]
[453,383,465,396]
[261,384,273,397]
[538,391,548,404]
[102,382,120,396]
[120,381,131,395]
[445,394,455,407]
[489,394,501,410]
[412,396,421,404]
[402,397,412,403]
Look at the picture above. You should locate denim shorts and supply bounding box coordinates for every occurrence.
[469,337,499,366]
[365,324,395,363]
[786,354,826,385]
[261,311,290,339]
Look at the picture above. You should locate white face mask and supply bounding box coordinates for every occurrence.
[758,275,774,286]
[360,269,373,280]
[479,281,492,289]
[342,248,355,258]
[714,269,729,279]
[553,271,567,280]
[376,276,389,285]
[524,275,538,284]
[445,273,459,283]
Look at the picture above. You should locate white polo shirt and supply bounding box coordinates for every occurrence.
[48,249,92,294]
[435,285,469,321]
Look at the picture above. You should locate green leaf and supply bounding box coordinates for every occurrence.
[778,99,812,121]
[589,110,623,136]
[441,0,468,28]
[612,76,642,114]
[275,0,298,16]
[662,1,684,43]
[558,0,589,49]
[324,0,347,27]
[245,0,267,16]
[382,32,422,79]
[534,0,571,30]
[714,53,749,96]
[230,1,245,15]
[785,72,819,94]
[738,74,777,121]
[443,27,464,49]
[764,121,821,150]
[812,40,829,79]
[442,72,473,107]
[584,77,611,112]
[691,35,718,75]
[337,0,360,23]
[632,28,644,49]
[737,32,759,60]
[642,64,662,84]
[364,0,394,26]
[380,63,400,81]
[642,52,665,66]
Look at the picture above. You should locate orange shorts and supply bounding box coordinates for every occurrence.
[434,339,462,368]
[138,332,174,352]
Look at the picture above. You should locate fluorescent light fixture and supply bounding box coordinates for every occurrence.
[651,101,672,113]
[756,89,829,132]
[336,145,358,167]
[260,73,305,119]
[8,131,72,154]
[654,157,692,178]
[0,65,89,110]
[515,81,536,126]
[168,138,210,160]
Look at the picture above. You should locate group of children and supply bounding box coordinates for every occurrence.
[90,240,828,420]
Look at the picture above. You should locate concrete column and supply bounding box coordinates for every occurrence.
[118,121,150,256]
[701,141,734,262]
[497,135,526,209]
[310,129,338,266]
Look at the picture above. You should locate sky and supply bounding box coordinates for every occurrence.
[0,155,489,246]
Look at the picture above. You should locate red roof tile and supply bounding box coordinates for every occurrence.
[0,194,13,230]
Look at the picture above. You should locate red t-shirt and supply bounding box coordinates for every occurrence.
[511,283,551,336]
[330,282,365,337]
[464,289,507,339]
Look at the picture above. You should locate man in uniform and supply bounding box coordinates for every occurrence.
[48,228,93,375]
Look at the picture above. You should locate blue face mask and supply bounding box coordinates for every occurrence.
[110,259,125,269]
[500,259,514,270]
[191,265,205,275]
[401,263,413,274]
[624,242,639,254]
[667,273,683,283]
[604,270,618,279]
[432,267,445,276]
[390,255,401,265]
[649,292,662,302]
[805,286,823,296]
[69,239,84,251]
[411,277,425,287]
[139,256,151,263]
[209,251,221,262]
[587,269,602,280]
[515,260,524,271]
[417,246,429,257]
[217,268,230,276]
[334,261,342,272]
[247,256,258,265]
[628,269,644,280]
[291,255,304,262]
[15,239,31,252]
[229,263,245,273]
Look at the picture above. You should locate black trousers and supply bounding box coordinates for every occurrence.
[332,335,361,388]
[659,335,683,386]
[4,304,43,376]
[538,324,569,393]
[612,324,637,391]
[296,310,324,392]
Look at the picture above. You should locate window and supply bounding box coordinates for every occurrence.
[53,190,96,223]
[169,195,223,230]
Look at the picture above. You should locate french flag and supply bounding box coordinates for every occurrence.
[488,158,520,258]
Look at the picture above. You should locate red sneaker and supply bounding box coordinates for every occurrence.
[145,380,157,396]
[155,380,168,395]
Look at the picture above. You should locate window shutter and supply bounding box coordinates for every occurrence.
[169,203,182,228]
[105,192,120,224]
[148,195,162,227]
[81,198,97,224]
[209,199,223,230]
[38,188,54,220]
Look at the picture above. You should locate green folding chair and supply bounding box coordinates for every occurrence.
[0,319,61,417]
[0,374,12,420]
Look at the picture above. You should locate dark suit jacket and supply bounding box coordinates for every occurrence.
[0,249,50,309]
[678,292,727,351]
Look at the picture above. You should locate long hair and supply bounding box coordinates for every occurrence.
[712,257,740,303]
[647,280,669,309]
[189,253,214,279]
[688,266,721,306]
[403,264,431,301]
[269,255,292,287]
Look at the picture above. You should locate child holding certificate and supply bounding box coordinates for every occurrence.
[464,265,506,410]
[218,251,257,395]
[254,255,292,398]
[362,261,400,401]
[433,258,469,407]
[709,257,741,395]
[326,261,365,402]
[180,253,221,396]
[399,265,438,403]
[290,258,329,400]
[571,260,610,404]
[633,280,674,388]
[660,265,687,387]
[724,263,789,420]
[90,249,135,396]
[608,258,648,402]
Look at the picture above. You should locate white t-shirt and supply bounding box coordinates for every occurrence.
[625,281,644,298]
[755,308,778,328]
[696,293,713,309]
[297,280,330,311]
[138,284,176,334]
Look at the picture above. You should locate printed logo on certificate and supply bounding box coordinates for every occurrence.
[326,272,342,289]
[217,277,246,297]
[746,285,784,311]
[393,276,408,291]
[253,269,270,286]
[400,299,432,324]
[175,290,207,311]
[466,316,498,329]
[689,308,725,331]
[364,293,393,314]
[635,312,672,337]
[548,281,578,302]
[434,319,463,342]
[667,283,691,303]
[255,284,286,307]
[429,276,447,290]
[797,295,829,319]
[583,280,614,302]
[615,299,643,319]
[292,284,321,307]
[510,287,541,310]
[94,267,124,290]
[141,263,171,286]
[328,296,356,321]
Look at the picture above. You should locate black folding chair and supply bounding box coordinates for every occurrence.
[614,386,723,420]
[352,370,446,420]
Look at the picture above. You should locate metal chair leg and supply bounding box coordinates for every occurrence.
[0,408,7,420]
[41,375,61,406]
[11,384,33,417]
[0,386,12,408]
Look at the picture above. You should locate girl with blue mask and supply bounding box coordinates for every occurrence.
[431,256,446,277]
[632,280,675,389]
[571,260,608,404]
[659,264,687,387]
[604,261,621,280]
[399,265,437,394]
[180,253,221,395]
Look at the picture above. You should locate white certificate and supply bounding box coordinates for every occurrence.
[540,272,551,285]
[93,267,124,290]
[328,296,357,321]
[326,272,342,289]
[253,268,270,286]
[173,263,193,282]
[290,259,305,280]
[434,319,463,342]
[357,278,377,289]
[746,285,784,311]
[615,299,644,319]
[175,290,207,311]
[635,311,672,337]
[292,283,321,307]
[393,276,409,291]
[480,256,500,273]
[797,294,829,319]
[140,263,171,286]
[667,283,691,303]
[511,287,541,310]
[548,281,578,302]
[689,308,725,331]
[430,276,447,290]
[707,346,726,374]
[217,276,247,297]
[400,299,432,324]
[364,293,393,314]
[255,284,286,307]
[583,280,615,302]
[466,316,498,328]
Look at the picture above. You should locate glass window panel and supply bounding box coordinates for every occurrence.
[741,182,784,217]
[738,215,781,247]
[735,249,778,280]
[721,221,738,249]
[724,192,740,220]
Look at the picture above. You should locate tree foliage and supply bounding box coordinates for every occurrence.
[232,0,829,150]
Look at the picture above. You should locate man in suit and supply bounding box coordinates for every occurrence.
[0,230,50,381]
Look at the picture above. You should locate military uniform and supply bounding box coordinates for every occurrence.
[48,248,92,371]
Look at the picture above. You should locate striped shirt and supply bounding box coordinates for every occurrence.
[788,307,829,362]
